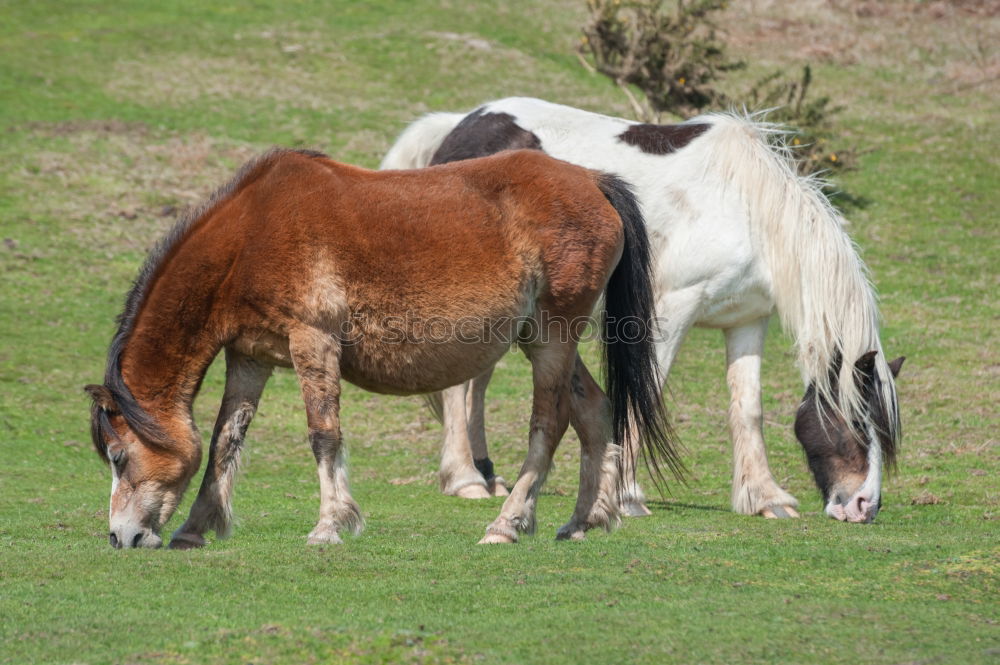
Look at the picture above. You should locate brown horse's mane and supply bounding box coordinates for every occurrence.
[91,148,328,459]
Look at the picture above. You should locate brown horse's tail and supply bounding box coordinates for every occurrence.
[596,174,685,490]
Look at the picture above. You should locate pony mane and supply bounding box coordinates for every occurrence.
[696,111,900,464]
[93,148,329,455]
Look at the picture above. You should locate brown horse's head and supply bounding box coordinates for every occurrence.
[794,353,903,523]
[85,384,201,548]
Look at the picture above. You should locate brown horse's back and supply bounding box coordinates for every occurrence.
[160,149,623,394]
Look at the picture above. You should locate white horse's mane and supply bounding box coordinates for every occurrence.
[700,110,900,451]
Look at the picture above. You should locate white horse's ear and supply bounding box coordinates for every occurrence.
[887,356,905,378]
[854,350,878,376]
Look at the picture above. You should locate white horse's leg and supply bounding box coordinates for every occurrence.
[556,354,621,541]
[170,349,271,549]
[481,345,573,544]
[620,289,699,516]
[287,326,363,545]
[440,382,491,498]
[466,365,508,496]
[726,318,800,518]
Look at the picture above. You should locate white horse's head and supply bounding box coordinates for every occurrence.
[794,353,903,523]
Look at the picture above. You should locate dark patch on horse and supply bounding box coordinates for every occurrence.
[430,109,542,165]
[617,123,709,155]
[89,148,330,458]
[474,457,495,481]
[794,351,904,501]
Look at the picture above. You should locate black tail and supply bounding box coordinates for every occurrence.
[596,173,685,490]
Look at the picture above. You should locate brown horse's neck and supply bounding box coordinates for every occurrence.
[119,225,239,426]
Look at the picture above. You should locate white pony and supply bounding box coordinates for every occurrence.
[382,97,901,523]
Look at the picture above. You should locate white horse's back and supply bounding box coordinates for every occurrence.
[380,112,465,169]
[383,97,899,523]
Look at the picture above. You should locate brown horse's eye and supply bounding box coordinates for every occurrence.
[111,449,127,469]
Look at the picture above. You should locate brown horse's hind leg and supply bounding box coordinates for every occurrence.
[170,349,271,549]
[480,344,573,544]
[556,354,622,541]
[288,326,362,545]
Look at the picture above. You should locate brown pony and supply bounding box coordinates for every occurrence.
[85,148,678,549]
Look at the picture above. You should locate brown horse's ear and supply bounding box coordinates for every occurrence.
[887,356,905,378]
[854,350,878,377]
[84,384,117,412]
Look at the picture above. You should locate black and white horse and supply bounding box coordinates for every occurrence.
[382,97,902,523]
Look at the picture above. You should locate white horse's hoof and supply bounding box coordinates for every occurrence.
[761,505,800,519]
[622,500,652,517]
[455,484,492,499]
[488,476,509,497]
[168,532,206,550]
[307,527,344,545]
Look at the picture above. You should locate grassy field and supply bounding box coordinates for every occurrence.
[1,1,998,663]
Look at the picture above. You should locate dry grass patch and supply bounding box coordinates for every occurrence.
[719,0,999,100]
[106,50,365,112]
[17,122,259,253]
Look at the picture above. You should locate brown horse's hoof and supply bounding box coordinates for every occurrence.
[555,522,587,541]
[479,532,517,544]
[761,505,800,519]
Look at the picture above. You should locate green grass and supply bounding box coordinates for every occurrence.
[1,1,998,664]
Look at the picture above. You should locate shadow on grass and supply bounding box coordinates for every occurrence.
[646,500,729,513]
[828,188,873,214]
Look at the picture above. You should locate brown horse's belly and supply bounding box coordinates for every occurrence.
[338,306,523,394]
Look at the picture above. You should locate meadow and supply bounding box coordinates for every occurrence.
[1,1,997,663]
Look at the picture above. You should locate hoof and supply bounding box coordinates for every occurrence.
[761,505,800,519]
[168,532,206,550]
[478,531,517,544]
[555,522,587,541]
[454,483,492,499]
[307,526,344,545]
[622,500,652,517]
[488,476,509,497]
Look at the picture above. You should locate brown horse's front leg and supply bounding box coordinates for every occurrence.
[170,349,271,549]
[288,327,362,545]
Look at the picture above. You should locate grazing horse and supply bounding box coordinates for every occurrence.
[381,96,902,523]
[85,147,678,548]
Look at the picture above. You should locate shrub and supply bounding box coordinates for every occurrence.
[579,0,857,176]
[578,0,744,121]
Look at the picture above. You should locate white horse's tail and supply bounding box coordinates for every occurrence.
[702,113,900,460]
[380,112,466,170]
